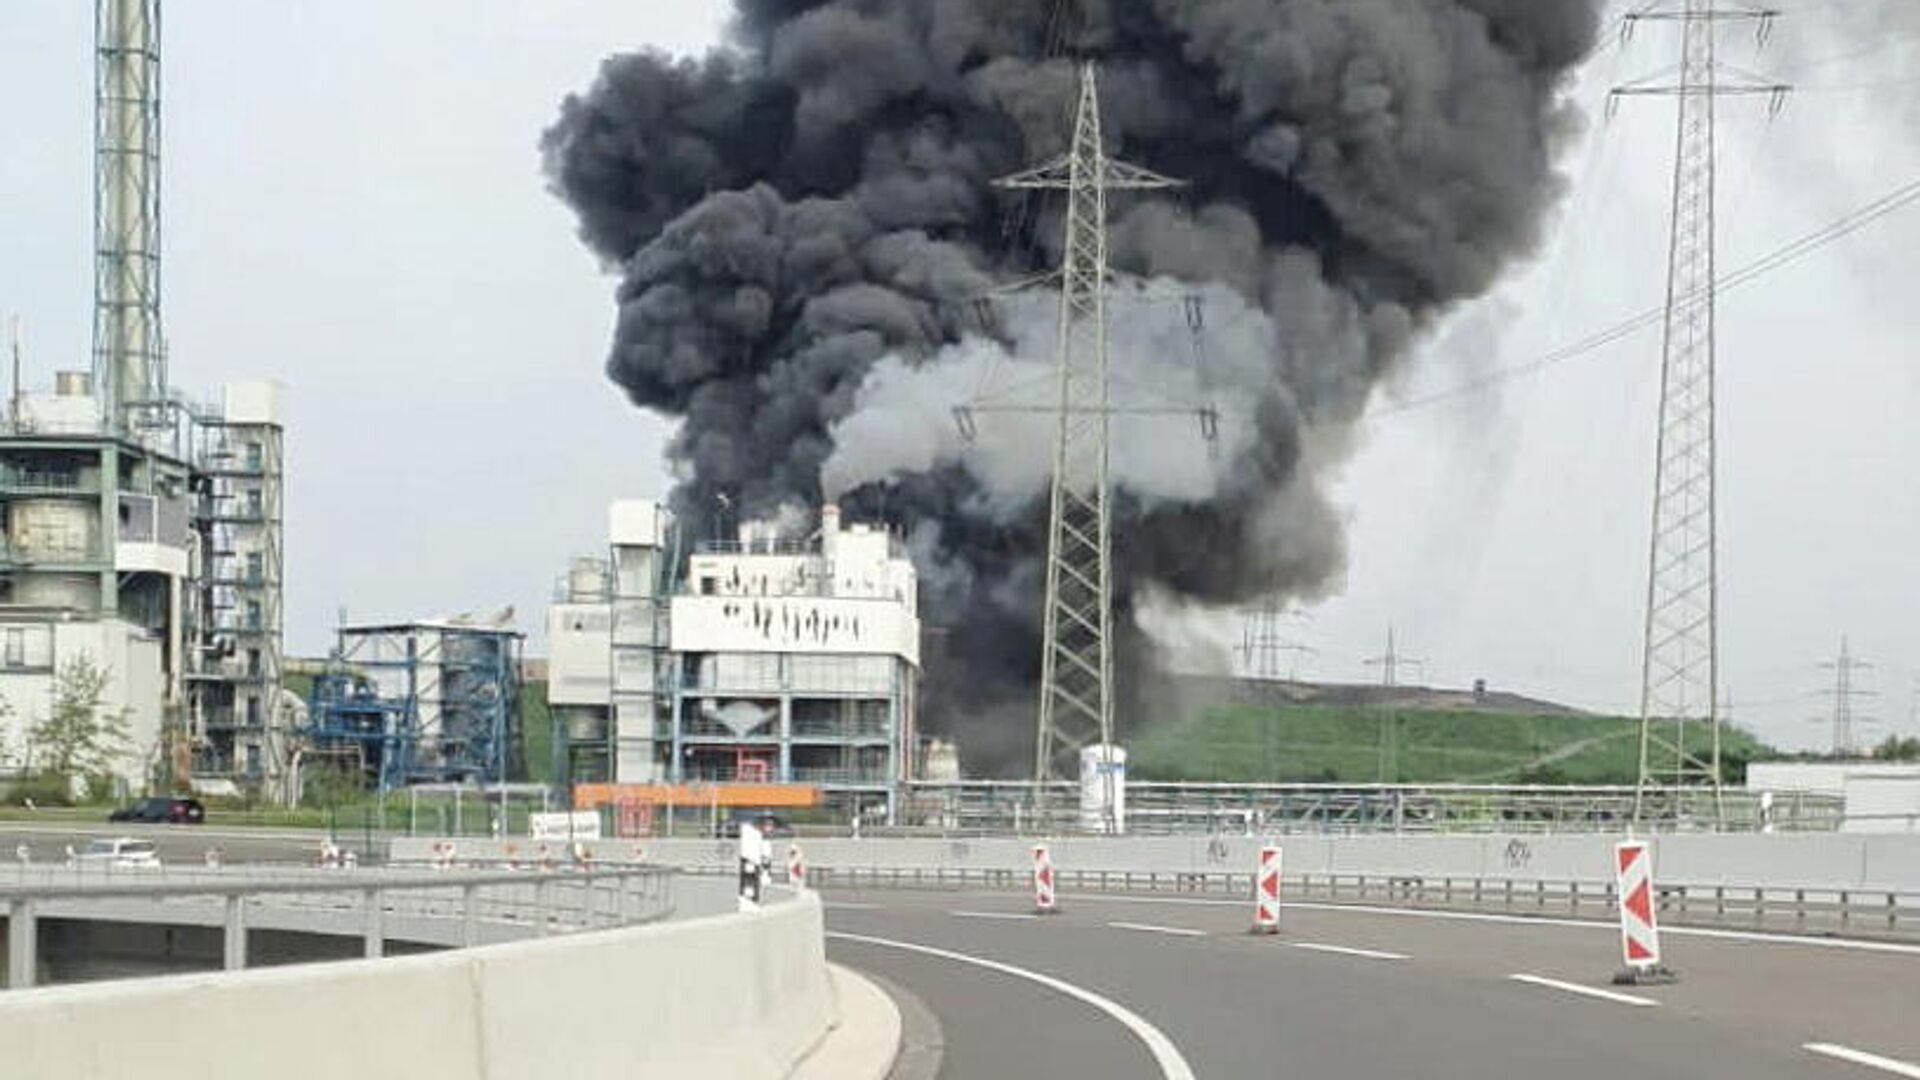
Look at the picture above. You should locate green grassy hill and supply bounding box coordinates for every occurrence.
[1129,704,1771,785]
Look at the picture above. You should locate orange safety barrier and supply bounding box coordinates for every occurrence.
[572,782,820,811]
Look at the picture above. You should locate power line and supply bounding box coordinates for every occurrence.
[1375,172,1920,417]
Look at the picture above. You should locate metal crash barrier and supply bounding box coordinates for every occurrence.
[751,863,1920,940]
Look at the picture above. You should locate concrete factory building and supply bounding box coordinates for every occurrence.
[549,502,920,821]
[0,375,287,796]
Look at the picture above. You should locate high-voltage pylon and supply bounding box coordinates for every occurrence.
[1613,1,1789,827]
[1815,636,1876,757]
[94,0,166,434]
[995,65,1181,801]
[1242,600,1314,683]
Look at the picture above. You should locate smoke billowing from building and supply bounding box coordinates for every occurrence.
[544,0,1603,774]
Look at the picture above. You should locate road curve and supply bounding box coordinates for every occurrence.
[824,888,1920,1080]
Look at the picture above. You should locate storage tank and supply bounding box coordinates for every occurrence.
[566,557,609,602]
[7,500,99,609]
[54,371,93,397]
[1079,744,1128,835]
[10,500,95,554]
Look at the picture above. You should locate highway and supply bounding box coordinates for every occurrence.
[0,821,334,866]
[10,821,1918,1078]
[824,888,1920,1080]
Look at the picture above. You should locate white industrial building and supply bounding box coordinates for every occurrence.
[1747,761,1920,833]
[548,502,920,820]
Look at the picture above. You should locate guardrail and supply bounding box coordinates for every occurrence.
[896,781,1848,835]
[791,864,1920,940]
[1,864,675,990]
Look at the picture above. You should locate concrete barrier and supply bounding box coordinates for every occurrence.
[0,891,836,1080]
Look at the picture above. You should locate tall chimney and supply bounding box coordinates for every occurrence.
[821,503,841,563]
[95,0,164,432]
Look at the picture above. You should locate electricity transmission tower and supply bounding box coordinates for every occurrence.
[1814,636,1876,756]
[1241,601,1314,682]
[994,64,1182,810]
[1614,1,1791,825]
[1364,626,1425,689]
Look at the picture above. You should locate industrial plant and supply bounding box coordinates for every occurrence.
[0,0,288,800]
[304,619,525,793]
[547,502,920,823]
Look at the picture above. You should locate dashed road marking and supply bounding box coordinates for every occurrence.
[830,931,1197,1080]
[1509,973,1659,1007]
[949,910,1040,921]
[1107,921,1208,938]
[1289,942,1410,961]
[1804,1043,1920,1078]
[823,901,882,911]
[1074,894,1920,956]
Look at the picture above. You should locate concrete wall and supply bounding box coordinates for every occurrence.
[400,833,1920,892]
[0,893,837,1080]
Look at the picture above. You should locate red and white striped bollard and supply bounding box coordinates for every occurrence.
[1252,845,1282,934]
[1612,839,1674,984]
[786,843,807,891]
[1032,844,1058,914]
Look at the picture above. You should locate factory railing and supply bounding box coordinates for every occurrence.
[797,863,1920,940]
[0,469,97,494]
[0,864,676,990]
[0,541,105,568]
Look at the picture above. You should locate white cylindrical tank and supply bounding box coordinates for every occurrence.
[565,557,608,602]
[9,499,96,560]
[54,371,94,397]
[1079,744,1128,835]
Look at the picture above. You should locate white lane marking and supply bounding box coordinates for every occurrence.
[1079,895,1241,909]
[1661,925,1920,957]
[1080,895,1920,956]
[1804,1043,1920,1078]
[950,910,1040,921]
[1508,974,1659,1008]
[830,931,1197,1080]
[1108,921,1208,938]
[824,901,882,911]
[1289,942,1410,961]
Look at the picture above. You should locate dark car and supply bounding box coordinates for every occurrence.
[108,796,205,824]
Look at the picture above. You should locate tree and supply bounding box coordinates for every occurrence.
[28,655,130,792]
[1874,735,1920,763]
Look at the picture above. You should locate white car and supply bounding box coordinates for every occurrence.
[71,837,163,869]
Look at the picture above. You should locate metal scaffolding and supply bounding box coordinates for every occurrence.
[307,622,524,791]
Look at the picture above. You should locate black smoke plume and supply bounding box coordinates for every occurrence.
[544,0,1603,775]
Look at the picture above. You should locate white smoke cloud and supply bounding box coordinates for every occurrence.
[823,278,1288,514]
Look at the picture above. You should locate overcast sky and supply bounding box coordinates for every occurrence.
[1,1,1915,752]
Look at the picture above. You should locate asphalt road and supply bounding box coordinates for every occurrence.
[0,821,335,866]
[823,888,1920,1080]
